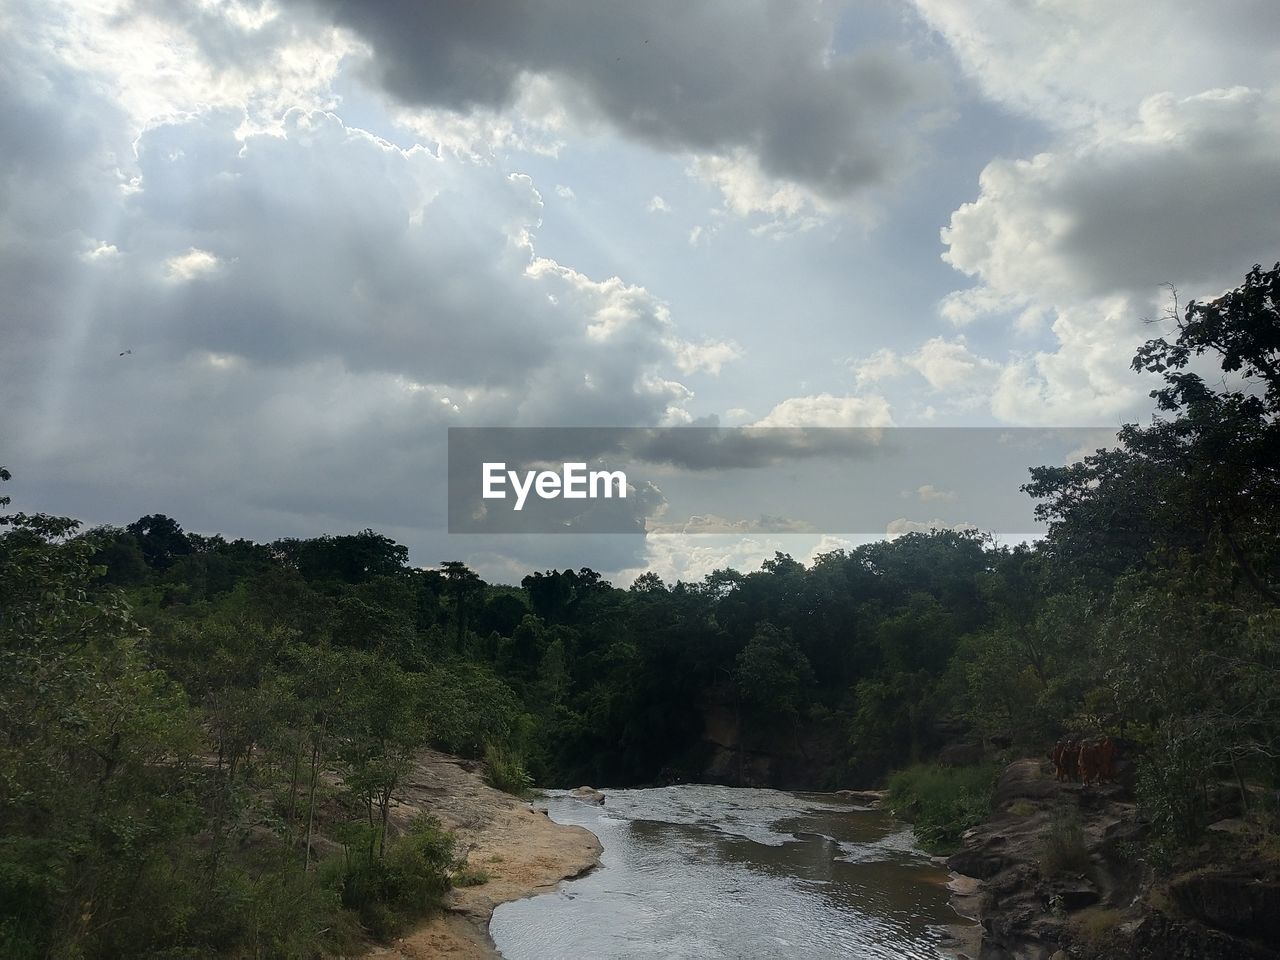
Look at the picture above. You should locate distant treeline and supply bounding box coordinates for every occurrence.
[2,264,1277,957]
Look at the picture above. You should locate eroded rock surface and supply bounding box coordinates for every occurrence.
[947,758,1279,960]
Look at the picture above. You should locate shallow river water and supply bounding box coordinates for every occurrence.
[490,784,962,959]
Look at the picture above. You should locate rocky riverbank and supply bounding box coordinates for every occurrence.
[364,750,602,959]
[946,758,1280,960]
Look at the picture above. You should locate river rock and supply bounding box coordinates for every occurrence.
[570,785,606,805]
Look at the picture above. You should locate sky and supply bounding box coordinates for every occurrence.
[2,0,1278,584]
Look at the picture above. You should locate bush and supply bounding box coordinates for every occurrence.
[887,763,999,854]
[328,816,455,939]
[1040,807,1091,875]
[484,740,533,796]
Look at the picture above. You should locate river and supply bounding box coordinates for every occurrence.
[489,784,963,959]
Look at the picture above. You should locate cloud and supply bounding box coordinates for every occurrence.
[933,86,1280,423]
[165,247,221,281]
[909,484,956,503]
[647,514,816,535]
[285,0,948,211]
[554,184,575,199]
[752,393,894,428]
[909,0,1280,128]
[943,88,1280,307]
[849,340,999,412]
[690,151,826,219]
[647,194,670,213]
[40,0,356,132]
[903,0,1280,426]
[886,517,976,536]
[906,336,998,394]
[851,348,904,387]
[0,24,728,577]
[615,532,802,586]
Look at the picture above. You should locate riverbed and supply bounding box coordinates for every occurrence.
[490,784,961,959]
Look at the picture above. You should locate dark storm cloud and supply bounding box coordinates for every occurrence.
[627,426,889,470]
[284,0,945,199]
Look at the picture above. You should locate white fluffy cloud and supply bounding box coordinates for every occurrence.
[910,0,1280,128]
[943,88,1280,306]
[913,0,1280,424]
[848,338,998,412]
[937,87,1280,422]
[907,337,998,393]
[752,393,894,428]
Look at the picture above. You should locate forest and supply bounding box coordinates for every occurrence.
[2,263,1277,958]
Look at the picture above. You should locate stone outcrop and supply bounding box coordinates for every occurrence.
[946,758,1279,960]
[1169,869,1280,945]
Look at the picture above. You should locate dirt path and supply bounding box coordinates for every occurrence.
[364,750,602,959]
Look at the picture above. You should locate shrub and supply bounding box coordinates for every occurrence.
[329,816,455,938]
[887,763,999,854]
[484,740,533,795]
[1040,807,1091,875]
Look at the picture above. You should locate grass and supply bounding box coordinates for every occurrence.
[887,763,1000,854]
[1070,907,1124,948]
[484,740,534,796]
[451,866,491,887]
[1040,807,1091,875]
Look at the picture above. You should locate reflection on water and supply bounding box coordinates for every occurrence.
[490,785,960,959]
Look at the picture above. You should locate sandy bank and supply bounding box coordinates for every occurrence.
[364,750,602,959]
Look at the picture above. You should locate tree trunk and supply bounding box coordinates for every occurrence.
[303,738,321,872]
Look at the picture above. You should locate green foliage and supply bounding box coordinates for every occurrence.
[451,865,490,887]
[328,816,455,938]
[484,740,534,795]
[735,623,813,722]
[2,264,1277,951]
[887,764,999,854]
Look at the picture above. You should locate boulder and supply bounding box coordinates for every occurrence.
[940,741,985,767]
[992,759,1058,807]
[1130,911,1280,960]
[569,785,606,805]
[1170,871,1280,944]
[949,844,1012,881]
